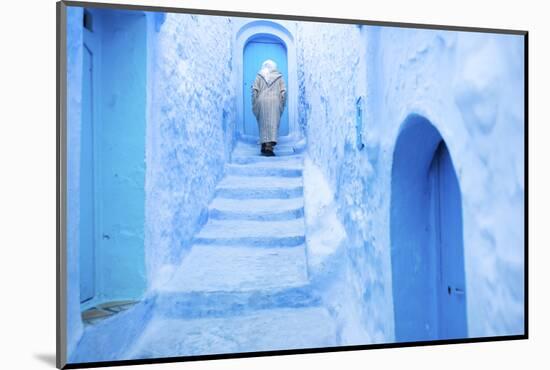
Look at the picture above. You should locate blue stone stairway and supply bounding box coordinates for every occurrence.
[127,140,337,359]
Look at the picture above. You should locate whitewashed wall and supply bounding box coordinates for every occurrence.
[145,13,238,287]
[297,22,395,344]
[369,27,525,337]
[298,22,524,343]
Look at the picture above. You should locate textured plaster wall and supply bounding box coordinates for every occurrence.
[145,13,237,287]
[297,22,393,344]
[297,22,524,343]
[369,27,525,337]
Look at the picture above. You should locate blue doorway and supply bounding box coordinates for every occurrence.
[390,114,467,342]
[243,36,289,137]
[430,142,468,339]
[78,8,147,308]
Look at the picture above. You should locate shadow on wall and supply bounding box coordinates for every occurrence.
[390,114,468,342]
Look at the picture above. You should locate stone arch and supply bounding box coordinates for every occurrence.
[234,20,299,142]
[390,114,467,342]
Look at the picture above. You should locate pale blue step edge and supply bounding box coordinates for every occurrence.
[234,145,298,153]
[231,154,304,164]
[215,186,303,199]
[226,166,302,177]
[209,207,304,221]
[192,235,306,248]
[155,285,321,319]
[232,137,307,159]
[237,133,306,146]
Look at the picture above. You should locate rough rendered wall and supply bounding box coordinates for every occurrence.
[297,23,524,343]
[297,22,394,345]
[145,13,237,287]
[368,27,525,337]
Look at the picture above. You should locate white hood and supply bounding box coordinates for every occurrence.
[258,59,282,86]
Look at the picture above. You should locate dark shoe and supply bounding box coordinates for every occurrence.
[264,142,275,157]
[261,143,274,156]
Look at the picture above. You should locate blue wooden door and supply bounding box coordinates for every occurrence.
[432,143,468,339]
[79,41,96,304]
[243,38,289,137]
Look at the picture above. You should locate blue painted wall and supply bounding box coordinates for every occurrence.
[296,22,394,344]
[68,12,238,361]
[296,23,524,344]
[372,28,524,338]
[144,12,237,286]
[66,5,85,358]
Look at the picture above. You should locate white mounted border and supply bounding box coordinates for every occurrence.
[233,19,300,142]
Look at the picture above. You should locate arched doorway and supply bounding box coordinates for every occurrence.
[390,114,467,342]
[234,20,299,141]
[243,34,289,137]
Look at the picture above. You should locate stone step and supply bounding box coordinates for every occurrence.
[216,176,303,200]
[216,185,303,200]
[226,163,302,177]
[193,218,305,247]
[233,146,297,157]
[209,206,304,222]
[192,235,305,247]
[209,197,304,221]
[232,153,304,165]
[127,307,337,359]
[237,134,305,146]
[158,244,308,293]
[218,175,303,189]
[155,285,319,319]
[232,140,305,157]
[210,197,304,214]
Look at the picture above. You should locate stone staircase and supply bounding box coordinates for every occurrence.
[127,140,337,359]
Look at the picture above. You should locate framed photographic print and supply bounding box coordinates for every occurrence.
[56,1,527,368]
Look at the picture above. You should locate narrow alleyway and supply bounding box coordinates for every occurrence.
[126,139,338,358]
[64,8,527,364]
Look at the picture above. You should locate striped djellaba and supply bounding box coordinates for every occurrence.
[252,69,287,144]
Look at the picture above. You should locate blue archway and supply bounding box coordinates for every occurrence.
[243,33,289,137]
[234,20,300,142]
[390,114,468,342]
